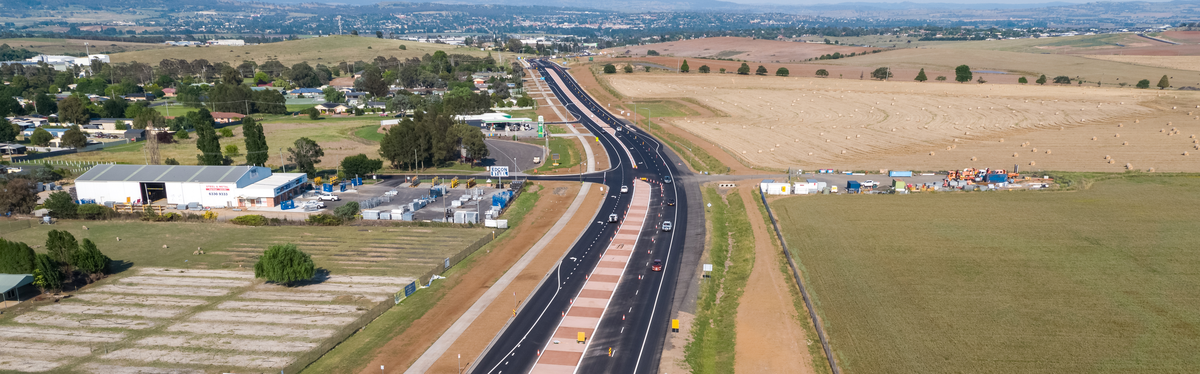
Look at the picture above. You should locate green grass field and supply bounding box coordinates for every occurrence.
[686,187,755,373]
[354,125,386,143]
[934,33,1144,54]
[627,100,698,118]
[109,36,502,68]
[774,174,1200,373]
[0,220,490,277]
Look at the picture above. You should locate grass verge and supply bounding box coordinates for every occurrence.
[684,186,755,373]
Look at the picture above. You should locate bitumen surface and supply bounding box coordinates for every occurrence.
[483,139,544,172]
[469,59,694,374]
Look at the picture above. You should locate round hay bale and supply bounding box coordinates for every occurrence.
[1186,152,1191,156]
[162,245,168,249]
[1123,141,1129,146]
[1148,167,1156,172]
[1046,150,1052,154]
[1109,159,1116,164]
[841,150,846,154]
[826,139,831,142]
[1115,134,1121,138]
[1105,155,1111,160]
[1029,161,1036,166]
[1032,148,1038,152]
[999,138,1004,142]
[1126,163,1133,169]
[971,157,977,161]
[1118,123,1123,127]
[930,151,936,156]
[1136,119,1141,123]
[1092,136,1097,140]
[1013,153,1019,157]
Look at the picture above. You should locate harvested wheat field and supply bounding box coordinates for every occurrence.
[602,72,1200,172]
[608,36,876,63]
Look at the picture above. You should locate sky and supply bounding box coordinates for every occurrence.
[725,0,1170,4]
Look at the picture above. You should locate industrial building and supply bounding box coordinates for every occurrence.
[75,165,308,208]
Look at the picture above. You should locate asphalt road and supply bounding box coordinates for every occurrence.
[483,139,545,172]
[469,60,692,374]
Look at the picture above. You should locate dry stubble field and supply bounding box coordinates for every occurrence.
[603,73,1200,172]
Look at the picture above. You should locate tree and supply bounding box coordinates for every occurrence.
[646,50,660,56]
[1018,76,1028,84]
[195,118,224,165]
[287,137,324,177]
[341,154,383,177]
[680,60,690,73]
[376,31,384,39]
[60,126,87,148]
[242,117,269,166]
[34,93,56,116]
[603,64,616,74]
[776,67,790,77]
[30,128,53,146]
[737,63,751,75]
[254,243,315,286]
[871,67,893,80]
[44,192,77,219]
[224,144,240,156]
[516,96,535,108]
[1137,79,1151,89]
[71,239,110,275]
[288,63,321,88]
[0,119,16,143]
[0,238,36,274]
[164,158,180,165]
[399,44,407,50]
[334,201,360,221]
[1157,75,1170,89]
[815,69,829,78]
[351,30,359,36]
[0,178,38,214]
[32,253,63,292]
[102,97,129,118]
[58,96,90,125]
[1053,76,1071,84]
[133,110,165,130]
[954,65,972,83]
[1036,75,1047,85]
[221,66,242,86]
[45,229,78,265]
[322,87,345,103]
[356,66,389,97]
[699,65,710,73]
[755,65,768,76]
[305,107,321,120]
[623,65,633,73]
[915,68,928,82]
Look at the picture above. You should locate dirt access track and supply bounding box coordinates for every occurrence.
[607,37,876,64]
[357,181,603,373]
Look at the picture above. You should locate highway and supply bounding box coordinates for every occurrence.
[470,59,691,374]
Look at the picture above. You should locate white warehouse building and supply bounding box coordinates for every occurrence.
[75,165,308,208]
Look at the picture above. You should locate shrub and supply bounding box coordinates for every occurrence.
[76,204,113,220]
[71,239,111,275]
[815,69,829,78]
[254,243,315,286]
[936,76,947,81]
[1136,79,1151,89]
[174,130,190,140]
[334,201,360,221]
[306,214,342,226]
[44,191,77,218]
[231,214,268,226]
[164,158,180,165]
[219,128,234,137]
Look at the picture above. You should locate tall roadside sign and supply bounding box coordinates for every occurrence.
[537,115,545,138]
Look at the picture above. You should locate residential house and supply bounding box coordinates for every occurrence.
[91,118,133,131]
[361,101,387,110]
[210,112,246,124]
[288,88,323,98]
[316,103,352,114]
[0,143,27,155]
[161,88,177,97]
[328,77,355,89]
[345,92,368,105]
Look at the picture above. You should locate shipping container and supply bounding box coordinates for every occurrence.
[847,181,861,191]
[888,171,913,177]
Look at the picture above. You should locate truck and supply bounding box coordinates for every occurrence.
[847,180,862,192]
[533,156,542,164]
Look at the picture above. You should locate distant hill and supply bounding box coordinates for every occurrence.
[607,37,877,64]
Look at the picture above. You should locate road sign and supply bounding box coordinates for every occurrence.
[490,166,510,177]
[552,153,560,160]
[672,319,680,332]
[538,115,545,138]
[703,264,713,272]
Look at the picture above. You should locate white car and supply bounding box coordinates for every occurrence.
[620,185,629,193]
[662,221,672,232]
[862,180,879,188]
[317,193,340,201]
[608,214,619,223]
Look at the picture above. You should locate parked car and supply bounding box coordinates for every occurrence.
[862,180,879,188]
[662,221,672,232]
[317,193,340,201]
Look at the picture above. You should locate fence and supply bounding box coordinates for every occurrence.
[279,229,501,374]
[758,191,841,374]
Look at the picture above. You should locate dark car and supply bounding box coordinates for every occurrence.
[663,175,672,184]
[666,198,676,206]
[651,259,663,272]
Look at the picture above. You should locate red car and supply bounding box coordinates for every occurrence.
[651,259,663,272]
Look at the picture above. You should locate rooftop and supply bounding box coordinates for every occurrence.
[77,164,265,184]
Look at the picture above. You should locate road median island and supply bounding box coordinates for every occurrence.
[530,180,652,372]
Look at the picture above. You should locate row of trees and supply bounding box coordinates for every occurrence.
[378,111,489,170]
[0,232,112,292]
